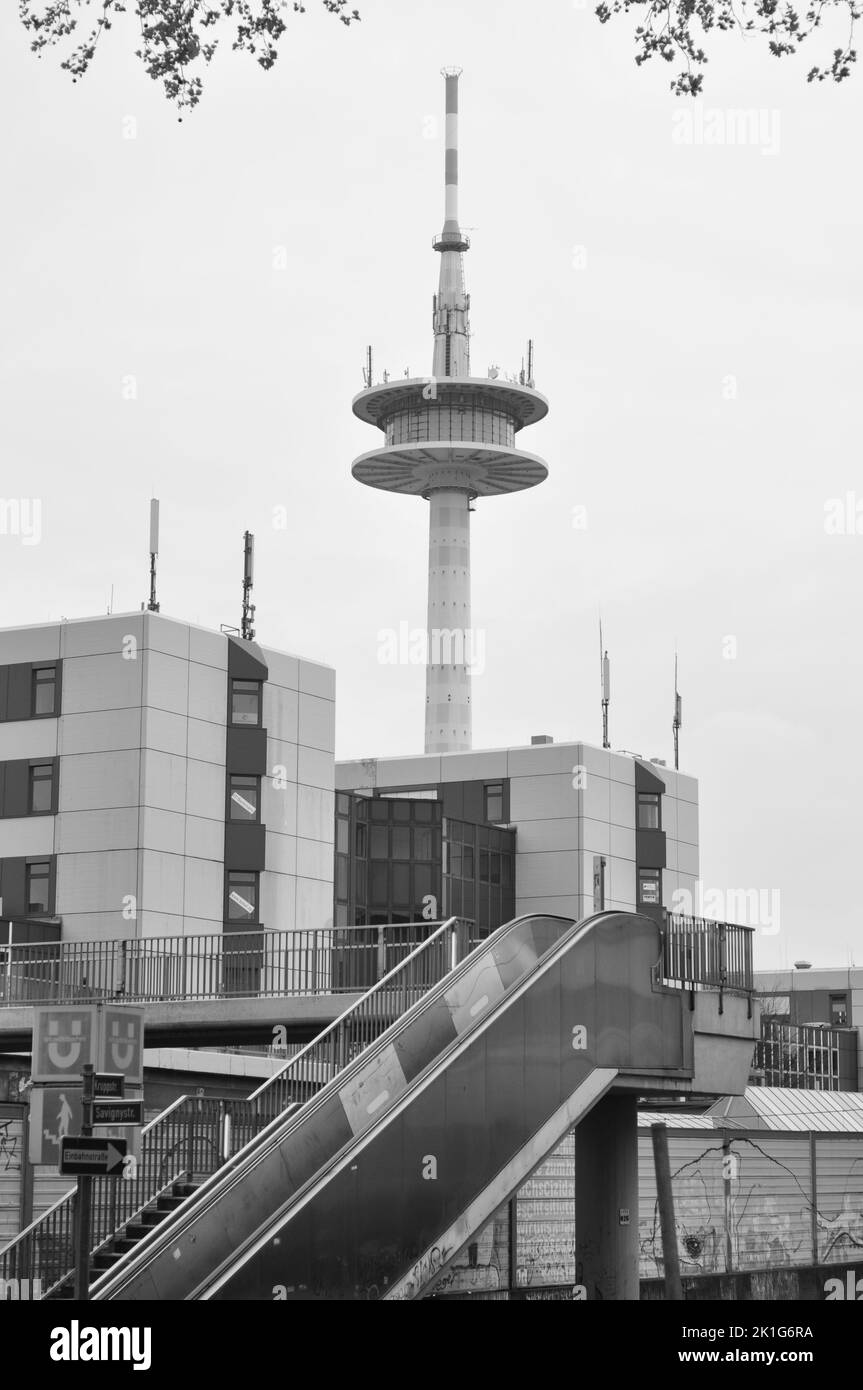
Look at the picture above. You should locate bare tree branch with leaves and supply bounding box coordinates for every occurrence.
[595,0,860,95]
[19,0,361,116]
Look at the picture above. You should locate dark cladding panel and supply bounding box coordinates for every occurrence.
[226,726,267,773]
[0,858,27,917]
[634,759,666,796]
[6,665,32,722]
[224,821,266,871]
[635,828,666,869]
[4,761,29,818]
[226,636,269,682]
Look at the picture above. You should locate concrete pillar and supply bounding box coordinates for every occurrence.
[575,1093,639,1300]
[425,489,472,754]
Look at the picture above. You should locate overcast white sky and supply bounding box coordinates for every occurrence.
[1,0,861,969]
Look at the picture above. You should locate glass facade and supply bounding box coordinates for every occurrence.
[443,818,515,934]
[334,787,516,939]
[384,403,516,449]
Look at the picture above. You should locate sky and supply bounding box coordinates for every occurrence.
[1,0,861,970]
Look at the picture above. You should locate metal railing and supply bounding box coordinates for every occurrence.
[0,923,458,1008]
[0,918,469,1298]
[659,914,754,999]
[753,1019,858,1091]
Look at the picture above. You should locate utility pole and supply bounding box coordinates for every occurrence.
[651,1122,683,1301]
[74,1062,95,1301]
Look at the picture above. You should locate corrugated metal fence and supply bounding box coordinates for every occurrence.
[639,1130,863,1278]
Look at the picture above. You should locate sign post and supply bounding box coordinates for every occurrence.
[74,1063,94,1302]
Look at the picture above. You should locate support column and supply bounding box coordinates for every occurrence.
[575,1093,639,1301]
[425,488,472,754]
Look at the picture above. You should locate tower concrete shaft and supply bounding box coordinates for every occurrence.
[425,489,472,753]
[350,69,549,755]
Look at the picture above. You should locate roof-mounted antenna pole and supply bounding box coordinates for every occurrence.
[526,339,535,388]
[147,498,160,613]
[241,531,255,641]
[363,346,373,388]
[673,650,682,770]
[600,618,610,750]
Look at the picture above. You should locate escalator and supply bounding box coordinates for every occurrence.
[93,910,688,1301]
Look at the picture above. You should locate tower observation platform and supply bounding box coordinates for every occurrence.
[351,69,549,756]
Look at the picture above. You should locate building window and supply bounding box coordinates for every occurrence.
[230,679,261,727]
[484,783,504,823]
[29,763,54,814]
[26,861,51,915]
[637,867,661,907]
[228,773,260,822]
[830,995,848,1026]
[226,870,259,923]
[32,666,58,717]
[637,792,661,830]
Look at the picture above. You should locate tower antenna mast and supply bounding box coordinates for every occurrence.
[673,650,682,770]
[241,531,256,641]
[600,618,610,750]
[147,499,160,613]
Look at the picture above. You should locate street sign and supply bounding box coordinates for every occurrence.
[59,1137,127,1177]
[29,1087,84,1166]
[32,1007,98,1084]
[93,1100,143,1127]
[94,1073,125,1099]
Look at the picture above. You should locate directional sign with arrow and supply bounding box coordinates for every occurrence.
[59,1137,127,1177]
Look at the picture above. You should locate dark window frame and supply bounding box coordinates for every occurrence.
[226,772,261,824]
[483,782,504,824]
[830,994,849,1026]
[637,792,662,831]
[637,866,662,907]
[25,859,52,915]
[229,678,263,729]
[31,665,58,719]
[28,762,55,815]
[225,868,260,924]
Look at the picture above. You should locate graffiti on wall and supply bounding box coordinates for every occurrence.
[0,1119,20,1172]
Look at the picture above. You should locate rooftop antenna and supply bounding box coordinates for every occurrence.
[363,346,373,388]
[241,530,256,641]
[673,649,682,770]
[600,618,610,750]
[526,339,535,388]
[147,498,160,613]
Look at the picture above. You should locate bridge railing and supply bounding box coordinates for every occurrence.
[0,922,463,1008]
[0,918,471,1298]
[659,914,754,998]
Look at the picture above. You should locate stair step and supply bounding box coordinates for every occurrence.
[92,1252,123,1271]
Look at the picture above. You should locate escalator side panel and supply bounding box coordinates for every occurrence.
[209,941,604,1301]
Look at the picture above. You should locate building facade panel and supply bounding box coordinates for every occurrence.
[58,749,141,813]
[61,653,143,714]
[56,808,138,854]
[57,709,139,755]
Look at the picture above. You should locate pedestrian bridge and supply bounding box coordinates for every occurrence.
[0,922,468,1051]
